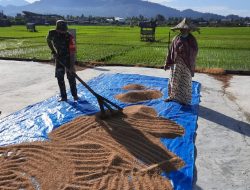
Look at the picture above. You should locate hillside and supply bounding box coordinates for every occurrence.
[1,0,224,19]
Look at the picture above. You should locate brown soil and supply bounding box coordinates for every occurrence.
[210,74,233,95]
[116,90,163,103]
[0,105,185,190]
[123,84,147,91]
[210,74,232,89]
[196,67,225,75]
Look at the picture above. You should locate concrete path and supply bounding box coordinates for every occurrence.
[0,60,249,190]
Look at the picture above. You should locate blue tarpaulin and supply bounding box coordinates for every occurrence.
[0,73,201,190]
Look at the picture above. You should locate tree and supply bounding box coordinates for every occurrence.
[155,14,165,23]
[139,15,145,21]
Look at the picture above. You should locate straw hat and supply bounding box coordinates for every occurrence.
[171,18,200,32]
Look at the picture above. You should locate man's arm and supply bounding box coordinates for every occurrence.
[46,31,57,55]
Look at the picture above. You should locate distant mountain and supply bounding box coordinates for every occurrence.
[0,0,29,6]
[1,0,226,19]
[226,14,241,20]
[182,9,224,20]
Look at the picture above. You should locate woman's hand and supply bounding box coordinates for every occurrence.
[164,64,170,71]
[177,44,184,53]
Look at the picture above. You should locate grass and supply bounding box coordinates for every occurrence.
[0,25,250,70]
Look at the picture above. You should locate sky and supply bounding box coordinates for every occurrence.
[25,0,36,2]
[147,0,250,17]
[26,0,250,17]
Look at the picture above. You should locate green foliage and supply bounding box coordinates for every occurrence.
[0,25,250,70]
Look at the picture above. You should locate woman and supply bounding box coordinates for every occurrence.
[164,18,199,105]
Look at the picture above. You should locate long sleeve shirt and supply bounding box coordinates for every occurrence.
[166,33,198,76]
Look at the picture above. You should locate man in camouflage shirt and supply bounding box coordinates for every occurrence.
[47,20,78,102]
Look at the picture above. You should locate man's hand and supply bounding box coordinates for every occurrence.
[51,51,58,60]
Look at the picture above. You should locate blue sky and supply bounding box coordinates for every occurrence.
[147,0,250,17]
[26,0,250,17]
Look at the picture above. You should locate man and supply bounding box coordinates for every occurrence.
[164,18,199,105]
[47,20,78,102]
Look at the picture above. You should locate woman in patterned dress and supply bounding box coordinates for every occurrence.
[164,18,199,105]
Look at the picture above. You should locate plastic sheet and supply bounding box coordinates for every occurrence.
[0,73,201,190]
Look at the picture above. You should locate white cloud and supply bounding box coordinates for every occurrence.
[146,0,174,4]
[25,0,38,3]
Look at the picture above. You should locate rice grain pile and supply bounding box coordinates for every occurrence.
[122,84,147,90]
[0,105,185,190]
[116,84,163,103]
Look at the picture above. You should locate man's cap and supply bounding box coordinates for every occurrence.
[56,20,68,32]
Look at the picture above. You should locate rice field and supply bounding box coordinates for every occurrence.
[0,25,250,70]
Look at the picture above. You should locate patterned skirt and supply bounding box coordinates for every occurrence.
[168,56,192,105]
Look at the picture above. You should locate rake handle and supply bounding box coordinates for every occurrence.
[74,73,122,111]
[56,59,123,112]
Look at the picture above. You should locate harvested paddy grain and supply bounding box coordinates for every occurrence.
[116,90,163,103]
[123,84,146,90]
[122,105,157,118]
[0,105,184,190]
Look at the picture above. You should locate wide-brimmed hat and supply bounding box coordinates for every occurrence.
[171,18,200,32]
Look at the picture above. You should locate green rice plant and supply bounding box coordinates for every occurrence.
[0,46,50,59]
[76,26,144,46]
[197,48,250,70]
[77,44,132,62]
[0,25,250,70]
[198,38,250,50]
[108,46,167,67]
